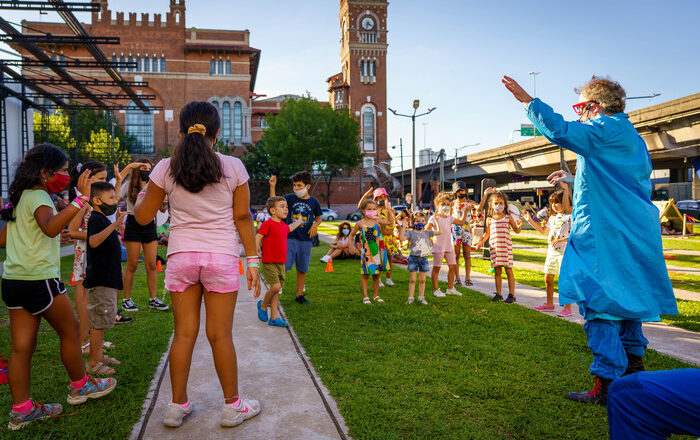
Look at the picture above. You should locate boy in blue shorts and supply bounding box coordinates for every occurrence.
[269,171,322,305]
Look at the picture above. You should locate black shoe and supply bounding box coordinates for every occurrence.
[565,376,612,406]
[490,293,503,302]
[115,311,133,324]
[295,295,310,305]
[149,298,170,311]
[623,353,645,376]
[503,294,516,304]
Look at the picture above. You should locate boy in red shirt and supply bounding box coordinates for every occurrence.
[256,196,303,327]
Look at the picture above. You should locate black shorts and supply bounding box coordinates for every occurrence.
[1,278,66,315]
[123,214,157,243]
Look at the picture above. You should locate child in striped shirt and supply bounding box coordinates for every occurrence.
[476,190,522,303]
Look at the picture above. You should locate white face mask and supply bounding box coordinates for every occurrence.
[493,204,505,213]
[294,186,308,198]
[440,206,450,214]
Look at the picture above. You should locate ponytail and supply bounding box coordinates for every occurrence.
[170,101,222,193]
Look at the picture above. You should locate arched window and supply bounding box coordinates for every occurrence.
[210,60,215,75]
[152,57,158,73]
[136,57,142,71]
[143,57,150,72]
[128,56,134,72]
[222,102,231,142]
[119,56,125,71]
[233,102,242,143]
[126,99,154,154]
[362,106,375,152]
[160,57,166,72]
[225,60,231,75]
[218,60,223,75]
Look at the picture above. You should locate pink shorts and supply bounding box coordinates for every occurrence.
[432,250,456,267]
[165,252,240,293]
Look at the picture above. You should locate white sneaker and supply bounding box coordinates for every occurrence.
[379,281,385,287]
[163,401,193,427]
[406,297,414,304]
[221,398,261,427]
[385,278,395,286]
[418,296,428,305]
[320,255,330,263]
[433,289,446,297]
[446,287,462,296]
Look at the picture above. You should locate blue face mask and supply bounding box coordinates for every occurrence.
[413,222,425,231]
[342,229,350,236]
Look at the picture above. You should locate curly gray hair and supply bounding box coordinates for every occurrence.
[574,76,626,115]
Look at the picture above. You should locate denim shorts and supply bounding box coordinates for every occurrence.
[407,255,430,273]
[285,238,312,273]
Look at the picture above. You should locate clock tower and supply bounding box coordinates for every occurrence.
[328,0,389,172]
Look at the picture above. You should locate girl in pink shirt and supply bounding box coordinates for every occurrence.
[134,101,261,429]
[427,192,471,297]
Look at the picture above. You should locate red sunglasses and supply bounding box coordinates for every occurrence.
[572,100,596,115]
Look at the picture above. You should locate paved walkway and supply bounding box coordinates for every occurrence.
[129,281,349,440]
[319,233,700,366]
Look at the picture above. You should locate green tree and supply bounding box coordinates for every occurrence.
[33,110,75,151]
[262,97,361,206]
[82,129,131,166]
[240,140,275,181]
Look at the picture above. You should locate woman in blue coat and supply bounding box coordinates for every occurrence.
[502,75,678,405]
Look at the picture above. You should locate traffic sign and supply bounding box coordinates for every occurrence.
[520,124,541,137]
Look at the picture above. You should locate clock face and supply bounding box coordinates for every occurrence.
[361,17,375,30]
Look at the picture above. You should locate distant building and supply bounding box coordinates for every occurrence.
[419,148,440,167]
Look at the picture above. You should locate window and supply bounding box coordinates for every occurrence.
[143,57,150,72]
[222,102,231,142]
[364,157,375,168]
[257,117,268,128]
[210,60,215,75]
[59,55,65,66]
[211,100,219,114]
[160,57,166,72]
[218,60,223,75]
[126,99,154,154]
[136,57,142,71]
[120,56,125,71]
[128,57,134,72]
[152,57,158,73]
[233,101,242,143]
[225,60,231,75]
[363,106,375,151]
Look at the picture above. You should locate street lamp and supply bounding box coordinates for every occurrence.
[389,101,437,212]
[528,71,541,97]
[452,143,480,172]
[391,138,404,197]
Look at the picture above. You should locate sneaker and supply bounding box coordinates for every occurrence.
[565,376,611,406]
[8,402,63,430]
[490,293,503,302]
[557,308,573,317]
[504,294,516,304]
[320,255,330,263]
[149,298,169,311]
[445,287,462,296]
[384,278,394,286]
[67,375,117,405]
[295,295,310,305]
[163,401,193,428]
[115,311,133,324]
[417,297,428,305]
[122,298,138,312]
[535,303,555,311]
[379,280,385,287]
[433,289,446,298]
[256,300,268,322]
[406,297,414,304]
[221,398,261,427]
[268,318,289,327]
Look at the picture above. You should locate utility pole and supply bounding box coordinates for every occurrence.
[528,71,540,97]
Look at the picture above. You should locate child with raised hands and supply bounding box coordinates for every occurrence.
[476,190,523,303]
[358,187,397,286]
[523,184,573,316]
[349,199,394,304]
[399,210,441,305]
[451,181,475,286]
[428,191,472,298]
[256,196,303,327]
[0,144,116,431]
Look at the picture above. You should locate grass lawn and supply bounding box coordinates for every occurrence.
[661,300,700,332]
[281,244,696,440]
[664,253,700,269]
[0,250,173,439]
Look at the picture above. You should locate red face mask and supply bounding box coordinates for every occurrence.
[46,172,70,194]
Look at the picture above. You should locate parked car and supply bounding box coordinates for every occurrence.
[392,204,407,213]
[676,200,700,221]
[321,208,338,221]
[347,209,362,221]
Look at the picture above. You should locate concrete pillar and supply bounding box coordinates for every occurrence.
[693,170,700,200]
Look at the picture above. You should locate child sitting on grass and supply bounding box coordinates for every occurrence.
[256,196,303,327]
[321,221,359,262]
[399,210,441,304]
[523,184,573,316]
[348,199,394,304]
[476,189,522,303]
[84,182,128,375]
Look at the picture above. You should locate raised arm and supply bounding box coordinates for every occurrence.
[477,188,495,212]
[34,170,92,238]
[357,186,374,209]
[68,203,90,241]
[523,210,548,235]
[268,175,277,197]
[560,181,573,214]
[89,210,127,248]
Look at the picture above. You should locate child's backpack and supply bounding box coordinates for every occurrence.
[0,353,8,385]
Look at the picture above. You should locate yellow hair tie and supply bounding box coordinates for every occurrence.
[187,123,207,135]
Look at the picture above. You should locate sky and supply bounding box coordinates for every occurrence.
[2,0,698,171]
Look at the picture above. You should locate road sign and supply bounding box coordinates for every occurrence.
[520,124,541,137]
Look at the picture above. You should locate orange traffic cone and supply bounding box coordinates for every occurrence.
[157,260,163,272]
[239,259,245,275]
[325,258,334,273]
[69,272,78,286]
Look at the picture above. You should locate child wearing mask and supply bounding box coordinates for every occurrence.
[451,181,474,286]
[428,192,471,297]
[321,221,359,262]
[398,211,441,305]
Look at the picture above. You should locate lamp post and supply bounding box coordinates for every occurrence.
[391,138,404,197]
[528,71,540,97]
[389,100,436,211]
[452,142,480,173]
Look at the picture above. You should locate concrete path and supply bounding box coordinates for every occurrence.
[319,232,700,366]
[129,282,349,440]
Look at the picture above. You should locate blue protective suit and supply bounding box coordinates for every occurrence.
[526,98,678,321]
